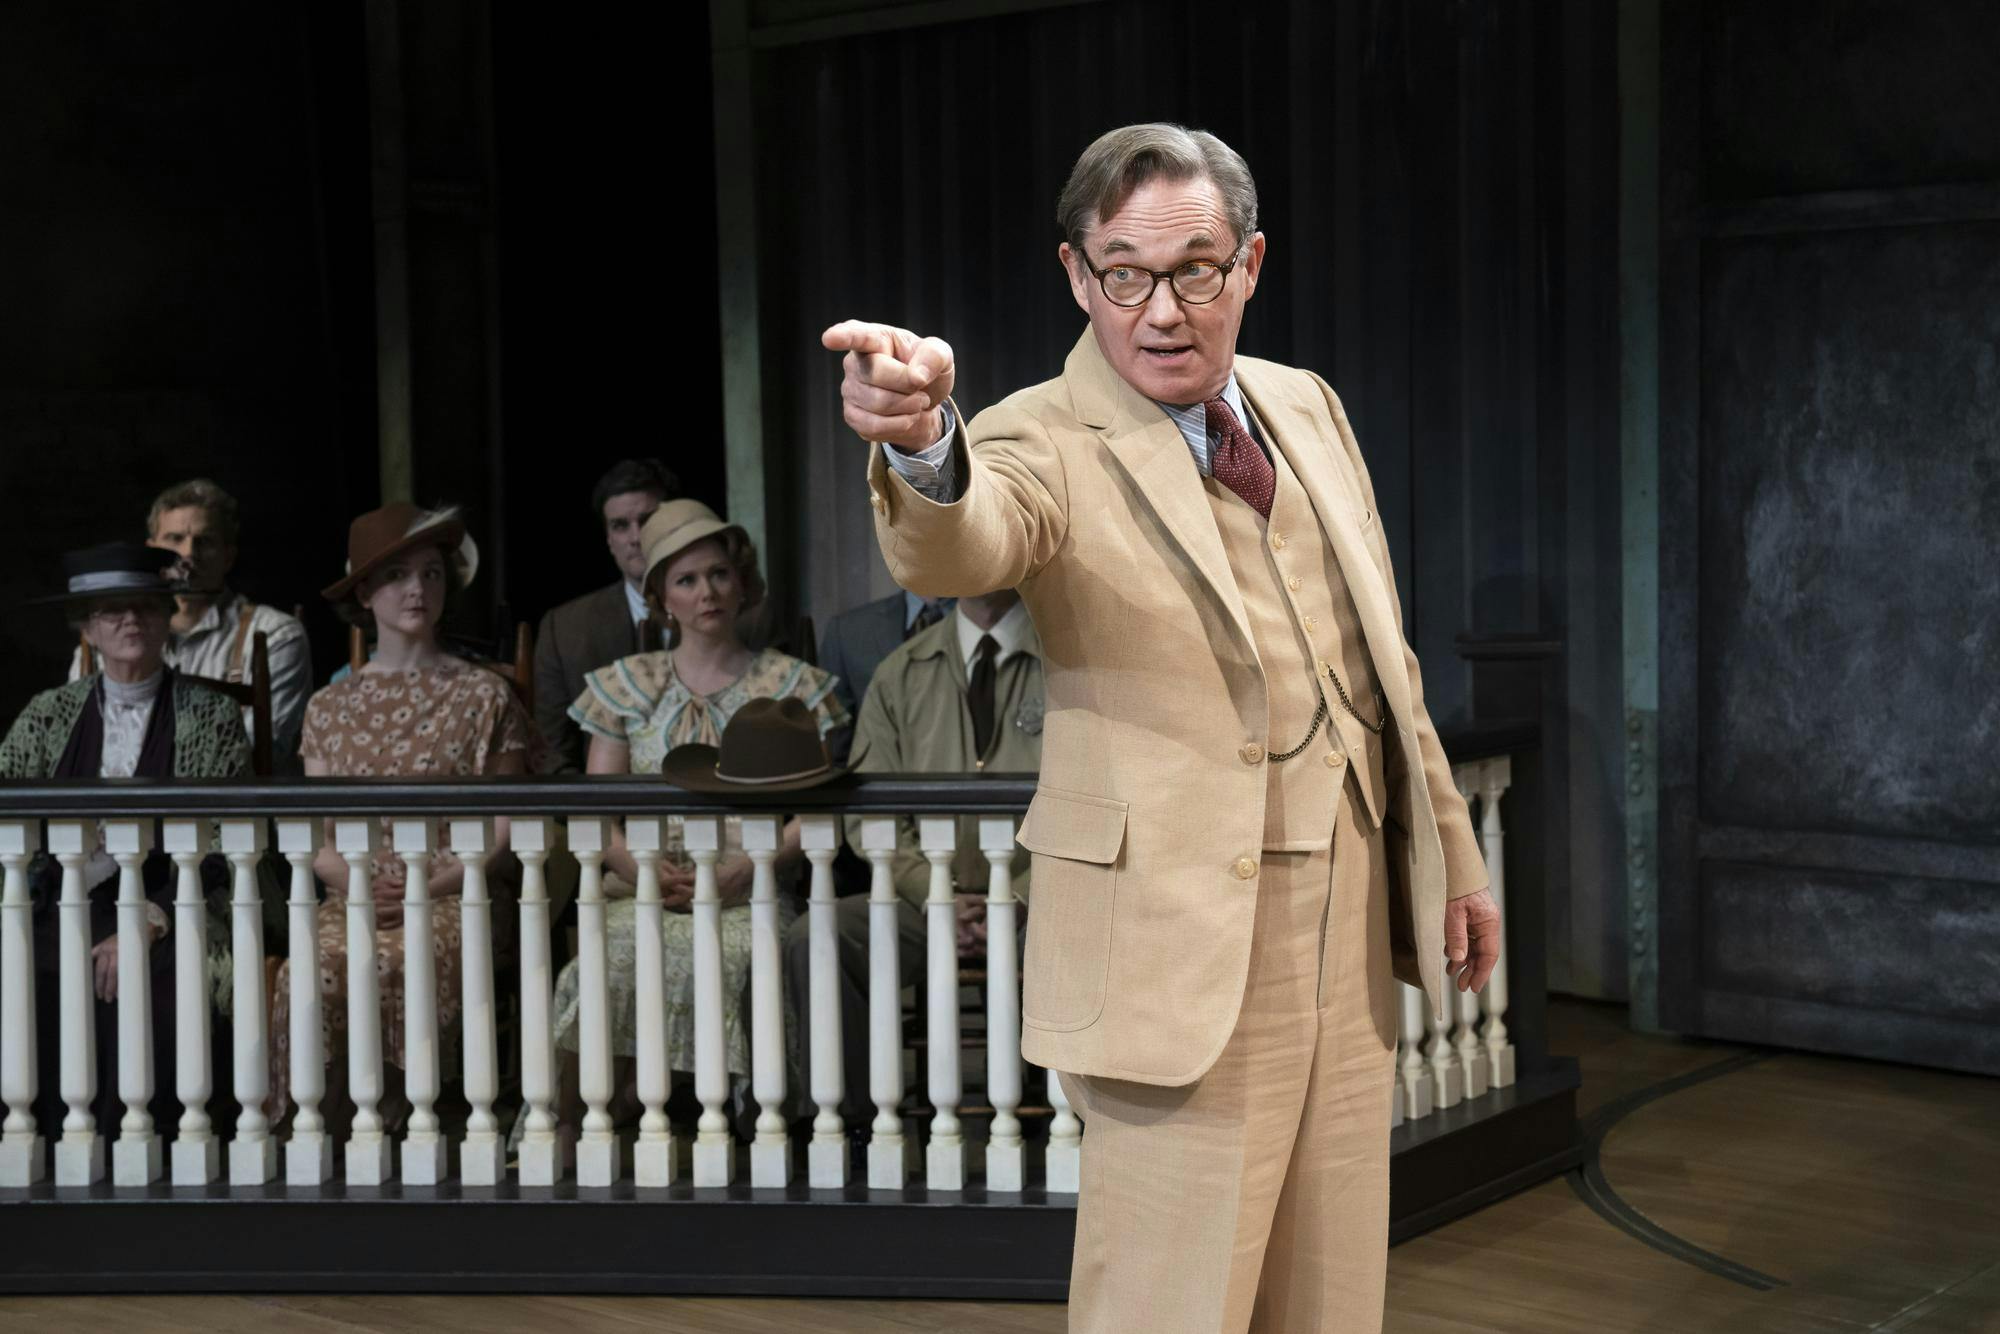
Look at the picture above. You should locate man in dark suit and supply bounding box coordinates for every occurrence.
[532,459,682,773]
[815,588,947,763]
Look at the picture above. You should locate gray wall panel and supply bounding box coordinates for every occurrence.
[1701,860,2000,1025]
[1696,222,2000,844]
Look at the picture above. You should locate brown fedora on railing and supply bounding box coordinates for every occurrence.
[659,696,848,793]
[321,502,480,602]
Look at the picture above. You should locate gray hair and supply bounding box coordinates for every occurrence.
[147,477,241,546]
[1056,123,1259,258]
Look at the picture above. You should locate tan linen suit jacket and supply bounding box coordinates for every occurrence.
[866,331,1487,1086]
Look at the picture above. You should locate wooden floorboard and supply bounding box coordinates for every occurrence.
[3,1000,1994,1333]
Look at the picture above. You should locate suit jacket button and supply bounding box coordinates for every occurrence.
[1240,742,1264,765]
[1233,857,1258,880]
[1324,751,1345,768]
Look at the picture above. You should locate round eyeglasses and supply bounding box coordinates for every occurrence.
[1084,247,1245,308]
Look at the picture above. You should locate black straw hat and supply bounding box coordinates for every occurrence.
[658,696,848,793]
[30,542,178,610]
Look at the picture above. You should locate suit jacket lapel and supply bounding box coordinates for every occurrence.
[1238,364,1416,728]
[1066,333,1259,660]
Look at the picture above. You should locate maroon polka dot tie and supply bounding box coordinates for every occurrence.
[1205,395,1275,518]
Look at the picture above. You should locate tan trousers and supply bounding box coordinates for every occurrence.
[1064,793,1399,1333]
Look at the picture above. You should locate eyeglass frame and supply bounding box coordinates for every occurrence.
[1080,242,1250,308]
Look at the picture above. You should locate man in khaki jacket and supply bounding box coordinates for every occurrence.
[783,588,1042,1124]
[824,123,1500,1333]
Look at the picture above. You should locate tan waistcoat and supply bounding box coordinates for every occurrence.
[1202,419,1390,852]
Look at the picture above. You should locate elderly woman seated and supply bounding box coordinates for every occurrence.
[0,542,250,1139]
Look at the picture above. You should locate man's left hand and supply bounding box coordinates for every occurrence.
[1443,888,1501,993]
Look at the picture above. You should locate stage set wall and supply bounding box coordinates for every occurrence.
[727,0,1630,1003]
[1650,0,2000,1074]
[0,2,727,712]
[0,3,376,706]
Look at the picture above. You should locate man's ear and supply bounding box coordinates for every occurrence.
[1058,242,1093,317]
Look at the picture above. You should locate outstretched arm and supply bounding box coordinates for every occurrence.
[824,319,1071,596]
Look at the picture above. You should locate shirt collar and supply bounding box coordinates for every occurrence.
[954,599,1033,677]
[903,590,949,632]
[1155,372,1246,476]
[623,579,646,623]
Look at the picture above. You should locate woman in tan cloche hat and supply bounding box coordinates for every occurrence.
[534,499,848,1144]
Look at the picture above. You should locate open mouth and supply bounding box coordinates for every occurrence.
[1141,345,1193,365]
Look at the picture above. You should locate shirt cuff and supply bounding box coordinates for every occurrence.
[878,403,958,502]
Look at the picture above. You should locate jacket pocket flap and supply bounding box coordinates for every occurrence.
[1016,786,1128,865]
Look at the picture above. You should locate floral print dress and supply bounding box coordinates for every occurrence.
[547,648,845,1074]
[268,660,534,1115]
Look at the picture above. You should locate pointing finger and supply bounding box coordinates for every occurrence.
[822,320,909,359]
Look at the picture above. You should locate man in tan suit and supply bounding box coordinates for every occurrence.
[824,123,1501,1333]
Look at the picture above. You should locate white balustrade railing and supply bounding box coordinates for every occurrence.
[0,756,1515,1192]
[1394,755,1518,1126]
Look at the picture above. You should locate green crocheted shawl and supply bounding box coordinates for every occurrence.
[0,675,251,780]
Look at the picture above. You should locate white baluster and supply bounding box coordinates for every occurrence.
[1399,983,1434,1121]
[0,821,44,1186]
[859,816,906,1189]
[982,816,1024,1193]
[105,820,160,1186]
[451,818,502,1187]
[801,815,845,1189]
[512,817,567,1186]
[745,816,789,1187]
[277,818,330,1185]
[1426,994,1462,1112]
[569,816,620,1187]
[391,818,444,1185]
[1448,775,1489,1102]
[920,817,964,1191]
[686,816,732,1186]
[49,820,102,1186]
[163,820,217,1185]
[1044,1068,1081,1195]
[336,817,390,1185]
[1454,987,1489,1100]
[1478,757,1517,1089]
[221,820,275,1183]
[626,817,675,1188]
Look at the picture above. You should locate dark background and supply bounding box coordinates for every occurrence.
[2,0,1995,1067]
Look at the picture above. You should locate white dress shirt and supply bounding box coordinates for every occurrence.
[954,599,1033,678]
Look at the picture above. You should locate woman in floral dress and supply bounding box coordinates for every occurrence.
[268,504,534,1128]
[542,500,844,1132]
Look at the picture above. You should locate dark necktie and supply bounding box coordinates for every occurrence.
[909,600,945,638]
[1205,395,1276,519]
[968,634,998,758]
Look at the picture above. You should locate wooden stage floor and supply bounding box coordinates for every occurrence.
[2,999,1994,1333]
